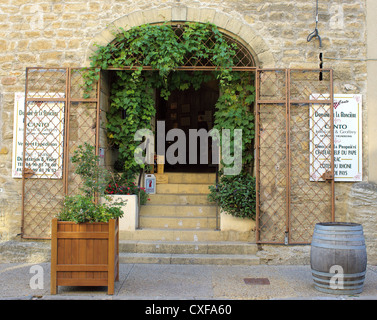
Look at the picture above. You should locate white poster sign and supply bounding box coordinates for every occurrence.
[12,92,65,179]
[310,94,362,182]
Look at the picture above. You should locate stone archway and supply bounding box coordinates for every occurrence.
[83,6,275,69]
[80,9,270,238]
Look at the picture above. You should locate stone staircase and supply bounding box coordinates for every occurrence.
[119,172,259,265]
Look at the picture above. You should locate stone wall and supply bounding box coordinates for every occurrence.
[337,182,377,263]
[0,0,375,263]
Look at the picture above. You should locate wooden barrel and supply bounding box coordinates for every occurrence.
[310,222,367,295]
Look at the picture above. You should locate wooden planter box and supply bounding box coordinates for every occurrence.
[50,218,119,295]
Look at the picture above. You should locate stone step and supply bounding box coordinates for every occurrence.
[140,216,217,229]
[164,172,216,184]
[0,240,259,265]
[119,252,260,265]
[119,240,258,255]
[119,229,253,242]
[0,240,51,263]
[156,183,212,194]
[140,204,217,217]
[148,194,212,205]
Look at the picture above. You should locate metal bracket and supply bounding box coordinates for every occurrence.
[321,171,334,181]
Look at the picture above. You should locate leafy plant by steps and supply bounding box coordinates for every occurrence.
[208,172,256,220]
[57,143,124,223]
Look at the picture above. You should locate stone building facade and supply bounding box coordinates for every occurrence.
[0,0,376,263]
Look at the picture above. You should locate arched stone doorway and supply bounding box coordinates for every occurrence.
[93,20,259,233]
[88,17,256,235]
[81,6,270,186]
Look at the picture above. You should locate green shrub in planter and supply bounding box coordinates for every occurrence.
[57,194,124,223]
[56,143,125,223]
[208,172,256,220]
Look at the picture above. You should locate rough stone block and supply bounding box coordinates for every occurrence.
[1,77,17,85]
[213,11,231,29]
[186,7,201,22]
[252,36,270,55]
[29,40,52,51]
[237,24,257,44]
[172,6,187,22]
[257,50,275,68]
[156,8,172,22]
[142,9,158,25]
[113,15,132,31]
[224,18,244,35]
[129,10,147,27]
[198,8,216,24]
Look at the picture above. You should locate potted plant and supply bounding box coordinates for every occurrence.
[50,143,125,295]
[208,172,256,232]
[103,172,150,231]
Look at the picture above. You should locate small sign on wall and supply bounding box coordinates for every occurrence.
[310,94,362,182]
[12,92,65,179]
[333,94,362,181]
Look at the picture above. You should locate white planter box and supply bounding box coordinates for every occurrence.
[220,210,255,233]
[102,195,138,231]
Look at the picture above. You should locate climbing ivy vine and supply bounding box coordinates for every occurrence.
[85,22,255,176]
